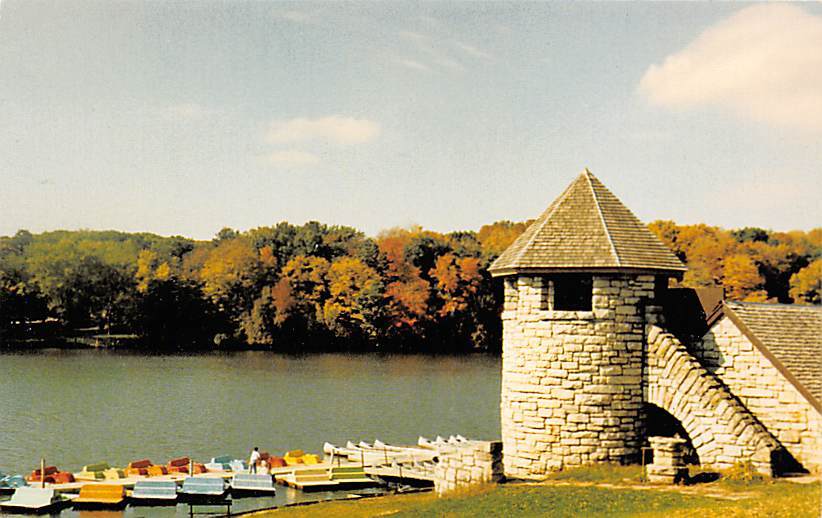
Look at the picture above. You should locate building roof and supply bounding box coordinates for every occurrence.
[488,170,687,277]
[721,301,822,411]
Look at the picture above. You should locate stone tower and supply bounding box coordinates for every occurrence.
[488,170,686,479]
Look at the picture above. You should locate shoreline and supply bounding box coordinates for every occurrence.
[0,336,501,356]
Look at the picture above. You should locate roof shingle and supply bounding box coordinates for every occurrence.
[723,301,822,408]
[489,170,686,276]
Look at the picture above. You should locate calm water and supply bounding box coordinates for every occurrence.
[0,349,500,515]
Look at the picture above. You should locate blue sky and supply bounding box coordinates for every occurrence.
[1,1,820,239]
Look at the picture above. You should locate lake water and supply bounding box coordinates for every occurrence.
[0,349,501,515]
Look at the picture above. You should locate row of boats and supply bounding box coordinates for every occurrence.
[15,450,322,485]
[0,472,276,514]
[0,452,310,515]
[0,436,474,514]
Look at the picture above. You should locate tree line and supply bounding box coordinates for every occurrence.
[0,221,818,351]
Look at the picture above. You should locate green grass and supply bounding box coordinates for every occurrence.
[544,464,646,484]
[258,467,820,518]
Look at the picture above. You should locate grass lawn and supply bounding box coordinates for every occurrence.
[255,467,820,518]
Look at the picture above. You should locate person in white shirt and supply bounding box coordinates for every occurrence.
[249,447,261,474]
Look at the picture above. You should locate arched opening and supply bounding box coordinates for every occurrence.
[642,403,699,465]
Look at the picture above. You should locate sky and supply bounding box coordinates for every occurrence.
[0,1,820,240]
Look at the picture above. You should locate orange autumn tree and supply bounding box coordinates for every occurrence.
[430,254,482,316]
[377,228,432,338]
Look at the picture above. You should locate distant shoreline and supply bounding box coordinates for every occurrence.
[0,335,500,356]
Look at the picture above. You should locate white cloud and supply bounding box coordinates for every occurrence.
[639,4,822,133]
[264,150,321,167]
[267,116,381,145]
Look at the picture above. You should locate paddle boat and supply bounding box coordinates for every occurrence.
[167,456,191,474]
[230,473,277,496]
[0,473,28,495]
[229,459,248,472]
[103,467,127,480]
[328,465,379,489]
[72,483,127,510]
[124,459,154,477]
[25,466,58,484]
[178,476,229,503]
[25,465,76,486]
[283,450,321,465]
[205,455,233,472]
[147,464,169,476]
[129,479,179,506]
[0,487,74,514]
[75,462,110,481]
[166,456,207,474]
[268,455,288,468]
[277,467,338,492]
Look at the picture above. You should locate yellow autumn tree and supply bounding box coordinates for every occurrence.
[323,257,383,340]
[477,220,531,258]
[135,249,172,293]
[790,258,822,305]
[722,254,767,301]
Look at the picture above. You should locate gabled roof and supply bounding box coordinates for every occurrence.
[721,301,822,412]
[488,170,686,277]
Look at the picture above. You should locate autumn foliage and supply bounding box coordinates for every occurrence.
[649,222,821,304]
[0,220,819,351]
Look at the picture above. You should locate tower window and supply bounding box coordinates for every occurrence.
[553,274,592,311]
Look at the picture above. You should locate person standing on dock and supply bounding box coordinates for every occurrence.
[249,447,261,474]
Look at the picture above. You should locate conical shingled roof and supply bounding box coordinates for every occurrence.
[488,170,686,277]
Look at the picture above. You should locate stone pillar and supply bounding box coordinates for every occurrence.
[501,274,656,479]
[646,436,688,484]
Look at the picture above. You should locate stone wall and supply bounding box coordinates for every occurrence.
[500,274,655,479]
[645,325,781,475]
[433,440,504,495]
[694,318,822,472]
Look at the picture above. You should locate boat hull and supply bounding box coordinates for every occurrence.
[177,492,229,504]
[128,497,179,506]
[72,499,127,510]
[0,500,72,515]
[230,487,277,497]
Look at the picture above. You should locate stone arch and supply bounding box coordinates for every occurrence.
[645,325,781,475]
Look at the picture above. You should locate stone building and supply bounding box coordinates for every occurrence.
[695,301,821,472]
[489,169,820,479]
